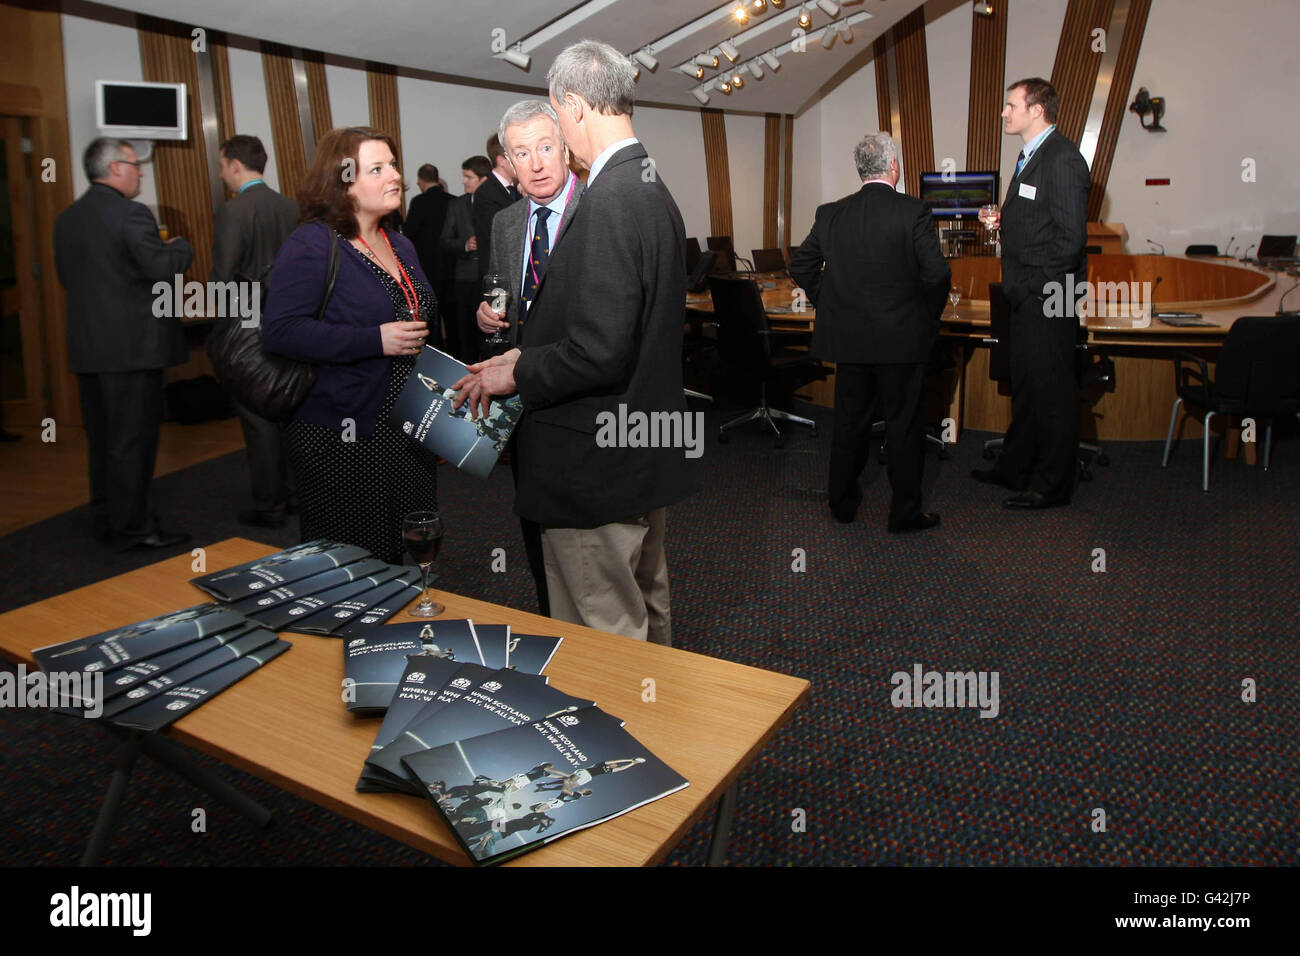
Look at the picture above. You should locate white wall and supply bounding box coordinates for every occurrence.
[225,46,280,192]
[324,62,369,129]
[927,0,972,177]
[791,100,822,245]
[724,113,767,259]
[632,105,711,246]
[1000,0,1068,189]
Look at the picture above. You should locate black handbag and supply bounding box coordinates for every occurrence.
[206,226,339,423]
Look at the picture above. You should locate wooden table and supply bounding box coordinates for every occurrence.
[0,538,810,867]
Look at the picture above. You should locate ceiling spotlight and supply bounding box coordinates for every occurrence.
[821,26,837,48]
[732,73,744,89]
[751,0,767,12]
[762,50,781,71]
[750,59,764,80]
[816,0,840,15]
[695,53,720,68]
[632,66,641,80]
[502,45,531,70]
[838,21,853,41]
[771,0,785,7]
[692,87,710,105]
[733,6,749,23]
[633,49,658,71]
[719,40,740,62]
[973,0,994,14]
[679,63,705,79]
[719,80,732,94]
[798,7,813,29]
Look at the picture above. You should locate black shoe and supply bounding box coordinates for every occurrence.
[888,512,941,533]
[239,509,287,529]
[127,530,191,550]
[829,502,858,524]
[971,468,1026,491]
[1002,491,1070,510]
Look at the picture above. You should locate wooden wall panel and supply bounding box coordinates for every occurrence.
[1087,0,1152,220]
[874,36,891,133]
[367,63,402,213]
[762,113,780,249]
[261,42,307,204]
[1049,0,1114,144]
[139,17,214,283]
[305,52,333,143]
[782,114,793,251]
[700,108,733,240]
[893,9,934,198]
[966,0,1008,172]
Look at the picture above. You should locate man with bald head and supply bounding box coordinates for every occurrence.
[454,42,698,645]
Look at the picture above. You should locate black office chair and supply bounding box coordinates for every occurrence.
[1257,234,1298,259]
[751,248,787,273]
[1162,315,1300,491]
[685,237,703,273]
[707,235,740,273]
[981,282,1112,480]
[708,275,829,447]
[1185,244,1220,257]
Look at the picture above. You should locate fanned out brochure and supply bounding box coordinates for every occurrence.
[343,624,462,716]
[279,567,421,636]
[390,345,522,479]
[367,668,593,795]
[333,576,425,635]
[506,633,563,675]
[247,566,410,632]
[401,707,689,865]
[33,603,248,676]
[229,558,389,615]
[472,623,510,670]
[191,540,371,601]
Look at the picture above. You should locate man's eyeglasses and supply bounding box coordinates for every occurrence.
[113,159,143,169]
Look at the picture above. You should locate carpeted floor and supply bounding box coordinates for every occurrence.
[2,402,1297,865]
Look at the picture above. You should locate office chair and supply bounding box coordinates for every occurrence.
[707,235,739,273]
[751,248,787,273]
[981,282,1112,480]
[1185,244,1220,257]
[1257,234,1298,259]
[1162,315,1300,491]
[685,237,703,273]
[708,275,829,447]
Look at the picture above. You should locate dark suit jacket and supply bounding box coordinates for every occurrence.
[54,183,195,373]
[210,181,299,285]
[403,186,453,283]
[791,182,951,365]
[439,193,478,282]
[486,173,584,348]
[472,172,517,280]
[513,143,700,528]
[999,128,1090,310]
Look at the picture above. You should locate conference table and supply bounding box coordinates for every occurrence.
[0,538,810,867]
[689,255,1296,441]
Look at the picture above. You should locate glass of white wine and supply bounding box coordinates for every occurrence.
[978,204,1000,246]
[948,289,962,317]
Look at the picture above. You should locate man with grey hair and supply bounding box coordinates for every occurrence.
[54,137,194,549]
[454,41,698,644]
[791,132,951,533]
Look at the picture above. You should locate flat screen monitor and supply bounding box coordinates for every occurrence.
[919,171,1000,219]
[96,81,187,141]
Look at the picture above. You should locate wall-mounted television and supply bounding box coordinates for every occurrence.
[96,81,187,141]
[919,171,1000,219]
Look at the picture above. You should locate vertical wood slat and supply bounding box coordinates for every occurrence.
[139,16,214,283]
[261,42,307,204]
[966,0,1008,172]
[893,9,934,198]
[209,34,235,144]
[762,113,780,248]
[1087,0,1152,220]
[305,52,332,142]
[782,114,794,251]
[1050,0,1114,144]
[699,108,733,240]
[367,63,403,213]
[874,36,891,132]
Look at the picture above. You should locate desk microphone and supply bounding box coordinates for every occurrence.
[1224,235,1237,258]
[1147,239,1165,255]
[1278,278,1300,317]
[1242,243,1256,263]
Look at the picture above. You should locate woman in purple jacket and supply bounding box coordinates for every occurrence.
[262,127,437,563]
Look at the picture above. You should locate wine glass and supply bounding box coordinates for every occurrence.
[483,273,510,346]
[948,289,962,317]
[978,204,1000,246]
[402,510,444,618]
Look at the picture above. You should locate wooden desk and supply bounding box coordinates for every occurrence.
[0,538,810,867]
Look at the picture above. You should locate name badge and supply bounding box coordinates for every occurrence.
[1018,183,1037,200]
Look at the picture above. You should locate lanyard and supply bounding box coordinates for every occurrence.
[358,228,420,320]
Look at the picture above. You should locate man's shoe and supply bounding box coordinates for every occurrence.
[971,468,1026,491]
[128,530,191,550]
[888,512,941,533]
[1002,491,1070,510]
[239,509,287,529]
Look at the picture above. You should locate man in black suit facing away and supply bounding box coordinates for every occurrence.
[403,163,454,348]
[791,133,951,533]
[454,40,698,645]
[972,77,1090,509]
[54,138,194,549]
[212,134,300,529]
[439,155,490,363]
[473,134,520,287]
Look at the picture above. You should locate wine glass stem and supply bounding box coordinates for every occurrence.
[419,562,432,607]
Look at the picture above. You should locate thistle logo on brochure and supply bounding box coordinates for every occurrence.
[50,886,151,936]
[409,672,427,683]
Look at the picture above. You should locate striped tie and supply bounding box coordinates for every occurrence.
[1015,149,1027,178]
[521,207,551,318]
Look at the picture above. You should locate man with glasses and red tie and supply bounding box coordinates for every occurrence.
[54,137,194,550]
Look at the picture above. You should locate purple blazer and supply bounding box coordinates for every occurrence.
[262,221,431,437]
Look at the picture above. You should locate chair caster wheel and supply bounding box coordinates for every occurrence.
[717,430,729,444]
[1096,454,1110,466]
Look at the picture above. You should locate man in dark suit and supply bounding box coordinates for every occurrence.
[472,135,520,286]
[972,77,1090,509]
[403,163,454,347]
[791,133,951,533]
[474,99,585,618]
[212,134,300,529]
[54,138,194,549]
[439,155,490,363]
[454,41,698,645]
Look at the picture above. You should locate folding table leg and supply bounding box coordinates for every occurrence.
[81,730,144,866]
[707,784,738,867]
[138,733,274,828]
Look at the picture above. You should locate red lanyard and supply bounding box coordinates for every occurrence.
[358,228,420,320]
